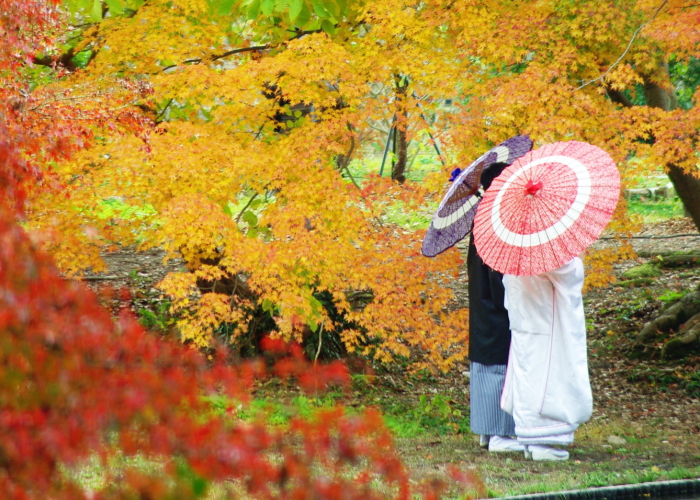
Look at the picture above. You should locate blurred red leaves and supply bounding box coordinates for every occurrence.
[0,2,481,499]
[262,335,351,393]
[0,200,447,499]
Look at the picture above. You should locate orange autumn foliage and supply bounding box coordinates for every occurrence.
[1,2,479,499]
[25,0,700,364]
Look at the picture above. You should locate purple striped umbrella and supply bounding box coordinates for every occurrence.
[422,135,533,257]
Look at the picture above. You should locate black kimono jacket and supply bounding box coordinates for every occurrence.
[467,236,511,365]
[466,161,512,365]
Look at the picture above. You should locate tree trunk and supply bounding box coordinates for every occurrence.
[661,312,700,359]
[642,65,700,232]
[635,286,700,346]
[392,122,408,184]
[665,165,700,229]
[391,76,408,184]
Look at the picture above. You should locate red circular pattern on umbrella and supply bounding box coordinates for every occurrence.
[500,162,578,234]
[473,141,620,276]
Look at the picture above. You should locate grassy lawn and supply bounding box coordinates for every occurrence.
[63,386,700,498]
[627,197,686,222]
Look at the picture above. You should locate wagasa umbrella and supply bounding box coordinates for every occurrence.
[473,141,620,276]
[421,135,532,257]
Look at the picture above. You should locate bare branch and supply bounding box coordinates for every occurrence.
[339,133,361,190]
[575,0,668,91]
[314,320,325,364]
[160,30,323,73]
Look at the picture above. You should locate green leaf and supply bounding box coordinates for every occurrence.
[260,0,275,16]
[289,0,303,22]
[105,0,124,15]
[324,0,340,18]
[321,19,336,34]
[246,227,258,238]
[64,0,92,17]
[247,0,261,19]
[222,203,233,217]
[216,0,236,15]
[261,298,277,313]
[309,295,323,314]
[311,0,330,18]
[305,18,321,30]
[334,0,346,15]
[295,1,311,27]
[258,226,272,240]
[90,0,103,21]
[71,50,93,68]
[242,211,258,226]
[274,0,291,12]
[249,199,262,210]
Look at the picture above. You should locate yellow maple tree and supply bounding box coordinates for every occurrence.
[25,0,700,367]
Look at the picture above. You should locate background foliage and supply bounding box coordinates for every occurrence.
[20,0,700,365]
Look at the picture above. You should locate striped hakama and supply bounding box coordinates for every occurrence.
[469,361,516,436]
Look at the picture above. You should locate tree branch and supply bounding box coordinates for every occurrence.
[212,45,270,61]
[575,0,668,91]
[339,133,361,190]
[606,87,634,107]
[314,320,325,364]
[155,98,174,123]
[33,50,78,71]
[236,192,260,223]
[160,30,323,73]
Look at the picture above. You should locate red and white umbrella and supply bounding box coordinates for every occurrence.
[473,141,620,276]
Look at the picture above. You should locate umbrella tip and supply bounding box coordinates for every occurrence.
[525,180,543,196]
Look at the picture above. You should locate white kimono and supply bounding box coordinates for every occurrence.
[500,258,592,445]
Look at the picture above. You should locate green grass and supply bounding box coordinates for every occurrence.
[349,156,688,229]
[381,393,470,438]
[61,390,700,499]
[347,154,444,183]
[491,464,700,498]
[383,199,437,230]
[627,197,685,222]
[204,392,349,425]
[205,390,470,438]
[347,154,443,230]
[496,465,700,496]
[96,197,158,221]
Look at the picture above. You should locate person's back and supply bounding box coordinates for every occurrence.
[500,257,593,461]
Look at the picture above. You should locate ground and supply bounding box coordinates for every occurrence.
[81,218,700,498]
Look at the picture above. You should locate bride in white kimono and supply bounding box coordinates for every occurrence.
[500,256,593,461]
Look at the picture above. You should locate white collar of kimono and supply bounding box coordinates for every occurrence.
[490,155,591,248]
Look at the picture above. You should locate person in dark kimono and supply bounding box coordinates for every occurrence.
[467,163,524,453]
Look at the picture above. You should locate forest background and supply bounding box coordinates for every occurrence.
[1,0,700,498]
